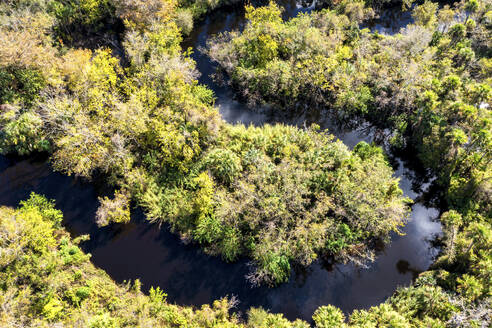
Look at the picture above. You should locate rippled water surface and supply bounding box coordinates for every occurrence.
[0,2,438,323]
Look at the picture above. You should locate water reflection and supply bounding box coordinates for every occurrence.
[0,154,441,321]
[0,1,440,323]
[364,5,413,34]
[396,260,421,280]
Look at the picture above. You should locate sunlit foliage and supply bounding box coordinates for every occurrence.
[0,0,490,326]
[1,195,489,327]
[208,0,491,319]
[0,194,243,327]
[0,0,410,286]
[208,2,491,225]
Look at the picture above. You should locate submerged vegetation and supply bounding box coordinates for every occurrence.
[0,0,490,326]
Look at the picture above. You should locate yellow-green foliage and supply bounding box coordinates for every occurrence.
[207,1,375,109]
[207,0,491,313]
[1,196,489,327]
[96,190,131,226]
[208,1,491,223]
[0,194,245,327]
[0,0,410,286]
[0,0,490,326]
[192,124,410,285]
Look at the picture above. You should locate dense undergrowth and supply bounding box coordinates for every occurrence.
[1,194,489,327]
[0,0,410,285]
[0,0,490,326]
[206,0,492,324]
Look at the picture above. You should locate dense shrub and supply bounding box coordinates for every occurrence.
[1,195,489,327]
[0,0,490,326]
[0,0,410,286]
[208,2,491,223]
[0,195,243,327]
[207,0,491,314]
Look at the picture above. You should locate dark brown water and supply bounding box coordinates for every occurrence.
[0,2,435,323]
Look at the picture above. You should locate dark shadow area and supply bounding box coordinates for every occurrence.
[0,0,445,323]
[0,152,441,321]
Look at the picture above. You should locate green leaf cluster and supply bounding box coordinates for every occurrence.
[0,0,410,286]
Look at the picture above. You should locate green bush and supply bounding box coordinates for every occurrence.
[202,148,242,185]
[312,305,346,328]
[0,67,46,106]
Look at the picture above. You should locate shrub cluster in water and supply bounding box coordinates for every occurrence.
[0,0,491,326]
[206,0,492,322]
[0,0,410,285]
[1,194,490,327]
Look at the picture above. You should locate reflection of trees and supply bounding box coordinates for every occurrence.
[396,260,420,280]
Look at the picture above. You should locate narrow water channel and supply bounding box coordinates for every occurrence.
[0,2,439,323]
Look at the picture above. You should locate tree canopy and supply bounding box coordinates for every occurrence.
[1,194,489,327]
[0,0,491,326]
[0,0,411,286]
[206,0,491,323]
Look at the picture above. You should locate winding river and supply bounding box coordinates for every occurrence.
[0,2,440,323]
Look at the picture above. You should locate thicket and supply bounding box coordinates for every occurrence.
[207,0,492,322]
[0,0,410,285]
[1,195,490,327]
[0,0,490,326]
[208,1,491,226]
[0,194,247,327]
